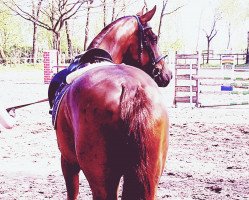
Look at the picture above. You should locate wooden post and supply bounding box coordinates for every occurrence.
[43,50,58,84]
[246,32,249,64]
[248,31,249,50]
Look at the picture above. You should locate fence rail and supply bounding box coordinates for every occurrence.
[202,53,248,65]
[174,52,249,108]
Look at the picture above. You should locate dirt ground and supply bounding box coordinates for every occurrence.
[0,68,248,200]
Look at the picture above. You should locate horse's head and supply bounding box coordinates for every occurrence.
[123,6,172,87]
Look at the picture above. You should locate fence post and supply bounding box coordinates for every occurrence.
[43,50,58,84]
[246,48,249,64]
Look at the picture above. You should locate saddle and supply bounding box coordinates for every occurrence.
[68,48,113,73]
[50,48,113,128]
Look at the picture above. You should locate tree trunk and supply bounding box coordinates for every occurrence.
[84,6,91,51]
[111,0,117,22]
[102,0,107,27]
[65,20,73,59]
[226,22,231,50]
[32,0,37,64]
[32,23,38,63]
[31,0,42,64]
[207,39,210,64]
[53,32,61,53]
[122,0,126,15]
[0,47,7,64]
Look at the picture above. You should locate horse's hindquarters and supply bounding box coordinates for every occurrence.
[56,65,169,199]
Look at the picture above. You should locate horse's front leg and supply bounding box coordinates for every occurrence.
[61,155,81,200]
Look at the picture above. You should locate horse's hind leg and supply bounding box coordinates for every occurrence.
[121,141,166,200]
[84,169,122,200]
[121,171,159,200]
[61,156,81,200]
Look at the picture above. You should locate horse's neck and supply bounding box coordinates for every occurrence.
[89,19,136,63]
[93,42,122,62]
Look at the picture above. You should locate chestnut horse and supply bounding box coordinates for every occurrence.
[55,6,171,200]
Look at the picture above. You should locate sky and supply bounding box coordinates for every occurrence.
[143,0,249,53]
[9,0,249,54]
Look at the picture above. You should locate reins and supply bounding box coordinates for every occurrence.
[6,98,48,112]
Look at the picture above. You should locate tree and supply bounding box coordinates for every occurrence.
[84,1,92,50]
[65,20,73,58]
[158,0,184,40]
[203,11,221,63]
[0,47,6,64]
[0,9,8,64]
[110,0,139,18]
[31,0,42,63]
[0,7,25,63]
[143,0,148,12]
[218,0,241,50]
[3,0,91,54]
[111,0,117,22]
[101,0,107,27]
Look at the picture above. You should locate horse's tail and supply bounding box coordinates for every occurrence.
[120,84,154,198]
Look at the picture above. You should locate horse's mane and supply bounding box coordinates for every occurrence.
[87,16,132,49]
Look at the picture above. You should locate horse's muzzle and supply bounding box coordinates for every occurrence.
[157,70,172,87]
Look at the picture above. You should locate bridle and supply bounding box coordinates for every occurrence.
[133,15,167,79]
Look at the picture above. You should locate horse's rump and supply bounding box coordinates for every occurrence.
[56,65,168,199]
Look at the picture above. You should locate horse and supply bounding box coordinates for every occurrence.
[55,6,171,200]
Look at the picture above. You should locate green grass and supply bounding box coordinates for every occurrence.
[0,63,43,72]
[235,63,249,68]
[201,63,249,69]
[200,63,221,68]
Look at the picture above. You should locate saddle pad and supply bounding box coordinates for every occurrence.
[52,84,70,129]
[66,62,115,84]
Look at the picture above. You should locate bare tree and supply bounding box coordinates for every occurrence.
[143,0,148,12]
[3,0,91,54]
[111,0,140,21]
[203,14,220,64]
[158,0,184,40]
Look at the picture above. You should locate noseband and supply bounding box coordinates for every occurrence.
[133,15,167,79]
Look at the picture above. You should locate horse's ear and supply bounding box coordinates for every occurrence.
[140,5,156,23]
[136,6,146,16]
